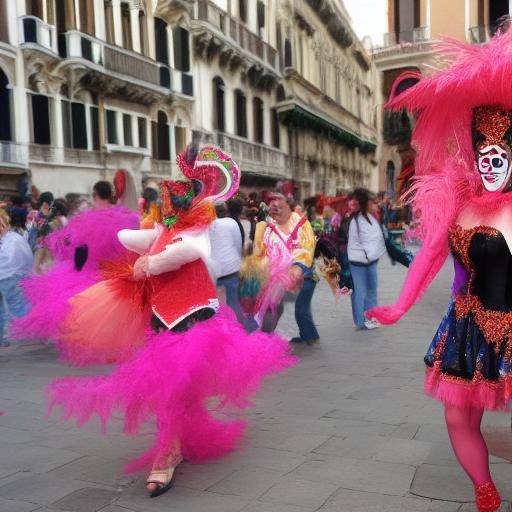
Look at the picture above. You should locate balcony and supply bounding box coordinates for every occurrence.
[0,141,29,169]
[215,132,289,179]
[195,0,278,73]
[57,31,193,102]
[29,144,104,166]
[20,15,56,54]
[373,27,434,63]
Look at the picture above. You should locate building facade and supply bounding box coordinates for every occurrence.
[0,0,379,202]
[373,0,510,198]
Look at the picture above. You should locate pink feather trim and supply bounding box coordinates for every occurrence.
[425,364,512,411]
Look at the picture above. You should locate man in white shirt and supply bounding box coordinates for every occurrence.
[210,206,257,331]
[0,209,33,346]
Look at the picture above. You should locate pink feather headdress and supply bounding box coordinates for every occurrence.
[388,29,512,246]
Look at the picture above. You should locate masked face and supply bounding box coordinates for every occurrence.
[476,144,512,192]
[473,106,512,194]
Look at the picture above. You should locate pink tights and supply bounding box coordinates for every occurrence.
[444,404,492,486]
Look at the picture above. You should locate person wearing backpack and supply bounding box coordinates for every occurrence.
[347,189,386,330]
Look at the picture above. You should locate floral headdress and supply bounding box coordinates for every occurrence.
[156,145,241,229]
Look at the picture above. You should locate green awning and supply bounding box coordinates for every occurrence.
[278,105,377,154]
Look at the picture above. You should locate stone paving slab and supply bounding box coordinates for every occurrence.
[0,258,511,511]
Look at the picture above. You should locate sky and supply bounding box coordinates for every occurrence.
[343,0,388,47]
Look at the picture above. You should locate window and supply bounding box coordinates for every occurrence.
[257,1,265,36]
[213,77,225,132]
[71,102,87,149]
[175,126,187,155]
[239,0,247,23]
[284,39,292,67]
[271,108,279,148]
[0,69,11,142]
[253,97,264,143]
[104,0,115,44]
[153,110,170,160]
[26,0,43,19]
[173,27,190,72]
[121,2,133,50]
[139,10,148,55]
[90,106,100,150]
[154,18,168,64]
[0,1,9,43]
[123,113,133,146]
[235,90,247,138]
[31,94,51,145]
[106,109,118,144]
[138,117,147,148]
[61,100,71,148]
[79,0,95,35]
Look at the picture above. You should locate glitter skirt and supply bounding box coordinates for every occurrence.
[424,299,512,410]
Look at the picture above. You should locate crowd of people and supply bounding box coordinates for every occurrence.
[0,178,412,349]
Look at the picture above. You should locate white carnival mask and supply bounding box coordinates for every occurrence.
[473,106,512,194]
[477,144,511,192]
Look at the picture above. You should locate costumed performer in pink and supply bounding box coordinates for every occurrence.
[10,176,139,362]
[368,27,512,512]
[46,146,297,497]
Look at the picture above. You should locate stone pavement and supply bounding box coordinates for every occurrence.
[1,258,512,512]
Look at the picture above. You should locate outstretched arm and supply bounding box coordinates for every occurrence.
[147,231,210,276]
[367,231,449,324]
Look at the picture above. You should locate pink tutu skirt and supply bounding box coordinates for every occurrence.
[47,306,297,472]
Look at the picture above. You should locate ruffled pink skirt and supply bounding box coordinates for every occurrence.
[47,306,297,472]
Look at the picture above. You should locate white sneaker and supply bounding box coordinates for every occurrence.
[364,319,379,330]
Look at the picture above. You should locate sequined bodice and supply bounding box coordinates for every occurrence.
[450,226,512,312]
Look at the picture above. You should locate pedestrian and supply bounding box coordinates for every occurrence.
[45,146,296,498]
[92,181,116,209]
[210,203,257,331]
[347,188,386,330]
[241,193,317,339]
[0,209,33,347]
[226,198,247,248]
[368,31,512,511]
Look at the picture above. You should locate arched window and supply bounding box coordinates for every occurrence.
[253,97,264,143]
[153,110,170,160]
[213,77,225,132]
[0,69,11,142]
[234,90,247,138]
[154,18,169,65]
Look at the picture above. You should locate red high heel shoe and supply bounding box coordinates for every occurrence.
[475,482,501,512]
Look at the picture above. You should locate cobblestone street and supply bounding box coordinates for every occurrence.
[1,258,512,512]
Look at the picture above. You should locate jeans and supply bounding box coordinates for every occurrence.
[295,278,319,341]
[0,276,29,344]
[217,273,258,332]
[349,261,378,329]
